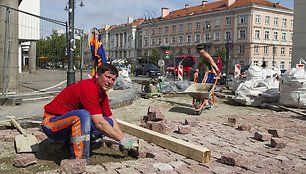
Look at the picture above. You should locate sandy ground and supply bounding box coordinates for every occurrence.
[1,94,306,173]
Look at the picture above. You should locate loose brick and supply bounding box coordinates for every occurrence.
[268,128,284,138]
[184,118,198,127]
[14,154,37,167]
[220,153,240,166]
[228,117,236,127]
[237,124,251,131]
[177,125,191,135]
[60,159,86,174]
[254,131,272,141]
[271,138,287,149]
[147,106,164,121]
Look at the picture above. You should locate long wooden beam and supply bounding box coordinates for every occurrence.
[117,119,211,163]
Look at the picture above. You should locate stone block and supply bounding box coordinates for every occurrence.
[237,124,251,131]
[60,159,86,174]
[147,106,164,121]
[14,154,37,167]
[268,128,284,138]
[184,118,198,127]
[146,121,166,133]
[220,153,240,166]
[271,138,287,149]
[178,125,191,135]
[228,117,236,127]
[254,131,272,141]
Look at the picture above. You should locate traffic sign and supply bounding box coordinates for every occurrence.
[165,55,169,59]
[165,50,170,54]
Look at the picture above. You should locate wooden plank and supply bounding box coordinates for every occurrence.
[277,105,306,117]
[117,119,211,163]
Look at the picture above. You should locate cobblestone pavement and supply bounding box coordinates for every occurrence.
[1,88,306,173]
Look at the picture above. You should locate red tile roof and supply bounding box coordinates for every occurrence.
[162,0,291,20]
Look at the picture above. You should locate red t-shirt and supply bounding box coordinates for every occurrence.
[44,78,112,117]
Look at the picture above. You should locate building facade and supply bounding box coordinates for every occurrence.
[139,0,293,70]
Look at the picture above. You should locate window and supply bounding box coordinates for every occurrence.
[187,48,191,54]
[282,32,287,41]
[205,21,211,29]
[178,36,183,43]
[280,61,285,70]
[255,30,260,39]
[291,19,293,27]
[214,32,220,41]
[264,31,270,40]
[187,23,192,30]
[253,61,259,66]
[158,38,161,45]
[254,45,259,54]
[265,16,270,25]
[239,15,246,24]
[158,27,162,34]
[239,46,245,54]
[164,37,169,45]
[281,47,285,55]
[255,15,261,23]
[144,39,148,46]
[282,18,287,27]
[145,29,149,36]
[151,29,155,35]
[172,25,176,32]
[289,48,292,55]
[195,34,201,43]
[225,31,231,40]
[187,35,192,43]
[165,26,169,33]
[226,17,231,25]
[179,24,184,32]
[264,46,269,54]
[171,36,176,43]
[290,33,293,41]
[274,17,278,26]
[273,31,278,40]
[151,39,155,46]
[239,30,246,39]
[204,33,210,42]
[196,22,201,30]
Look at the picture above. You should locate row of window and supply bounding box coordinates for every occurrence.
[254,30,293,41]
[255,15,293,28]
[252,60,289,70]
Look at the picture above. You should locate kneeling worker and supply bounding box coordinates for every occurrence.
[41,63,134,159]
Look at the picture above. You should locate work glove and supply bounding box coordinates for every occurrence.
[119,136,135,149]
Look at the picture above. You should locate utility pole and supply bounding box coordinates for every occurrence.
[67,0,75,86]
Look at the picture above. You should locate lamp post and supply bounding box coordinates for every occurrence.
[66,0,84,86]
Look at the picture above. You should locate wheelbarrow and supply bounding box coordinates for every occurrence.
[184,72,219,115]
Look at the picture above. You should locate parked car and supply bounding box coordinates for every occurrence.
[134,64,161,77]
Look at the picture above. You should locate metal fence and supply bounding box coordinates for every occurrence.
[0,4,87,100]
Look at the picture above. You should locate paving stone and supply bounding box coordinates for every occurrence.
[228,117,236,127]
[36,170,59,174]
[177,125,191,134]
[271,137,287,149]
[174,165,194,174]
[102,162,126,170]
[116,167,141,174]
[187,164,210,173]
[220,153,240,166]
[152,162,174,171]
[147,106,164,121]
[85,165,107,173]
[14,154,37,167]
[169,160,186,169]
[273,155,289,162]
[237,124,251,131]
[60,159,86,174]
[184,118,198,127]
[268,128,284,138]
[146,121,167,133]
[254,131,272,141]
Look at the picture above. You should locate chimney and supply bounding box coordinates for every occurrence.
[185,3,189,9]
[226,0,236,6]
[202,1,208,6]
[127,17,133,24]
[161,7,169,18]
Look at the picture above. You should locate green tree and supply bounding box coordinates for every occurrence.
[216,47,226,63]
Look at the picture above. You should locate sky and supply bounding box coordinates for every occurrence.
[40,0,294,33]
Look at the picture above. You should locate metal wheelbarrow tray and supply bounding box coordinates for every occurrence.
[184,83,213,100]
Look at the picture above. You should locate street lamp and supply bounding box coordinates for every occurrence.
[65,0,84,86]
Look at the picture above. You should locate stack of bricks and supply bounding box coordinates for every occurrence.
[140,106,172,134]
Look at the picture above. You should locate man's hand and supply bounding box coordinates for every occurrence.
[119,136,135,149]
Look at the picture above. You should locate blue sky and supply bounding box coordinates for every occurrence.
[41,0,293,32]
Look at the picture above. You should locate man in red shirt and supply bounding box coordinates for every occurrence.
[41,63,134,159]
